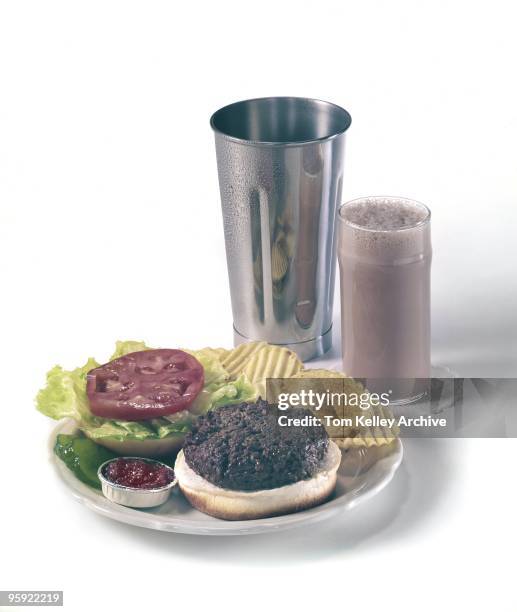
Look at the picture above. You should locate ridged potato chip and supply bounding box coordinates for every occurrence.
[221,342,268,378]
[242,345,303,397]
[292,368,365,402]
[243,345,303,381]
[333,400,399,449]
[292,368,398,447]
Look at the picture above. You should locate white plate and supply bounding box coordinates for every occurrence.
[50,420,403,536]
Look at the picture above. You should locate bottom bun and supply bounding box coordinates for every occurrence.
[83,431,185,458]
[175,440,342,520]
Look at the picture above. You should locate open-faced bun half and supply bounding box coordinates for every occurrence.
[83,431,185,458]
[174,440,341,520]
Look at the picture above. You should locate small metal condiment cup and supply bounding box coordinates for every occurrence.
[97,457,177,508]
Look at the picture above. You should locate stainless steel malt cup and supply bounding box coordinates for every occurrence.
[211,97,351,361]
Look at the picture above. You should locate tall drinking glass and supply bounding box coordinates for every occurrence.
[337,197,432,403]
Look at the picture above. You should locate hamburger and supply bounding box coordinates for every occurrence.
[175,400,341,520]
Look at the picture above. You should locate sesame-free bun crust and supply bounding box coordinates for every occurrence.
[83,431,185,458]
[174,441,341,520]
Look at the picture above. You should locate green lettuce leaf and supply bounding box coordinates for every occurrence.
[36,341,259,443]
[183,347,257,413]
[36,357,100,422]
[188,373,258,414]
[186,348,229,386]
[109,340,151,360]
[75,415,193,442]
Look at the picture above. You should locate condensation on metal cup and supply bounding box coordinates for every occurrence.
[211,97,352,361]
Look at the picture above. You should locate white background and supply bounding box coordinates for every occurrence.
[1,1,516,611]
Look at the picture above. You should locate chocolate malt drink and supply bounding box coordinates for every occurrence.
[338,197,432,403]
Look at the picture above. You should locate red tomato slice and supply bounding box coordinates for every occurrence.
[86,349,204,421]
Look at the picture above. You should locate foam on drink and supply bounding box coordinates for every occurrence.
[341,197,428,230]
[338,197,431,263]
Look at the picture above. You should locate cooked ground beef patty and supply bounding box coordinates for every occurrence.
[183,400,329,491]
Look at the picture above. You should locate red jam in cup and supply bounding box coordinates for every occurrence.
[103,458,175,489]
